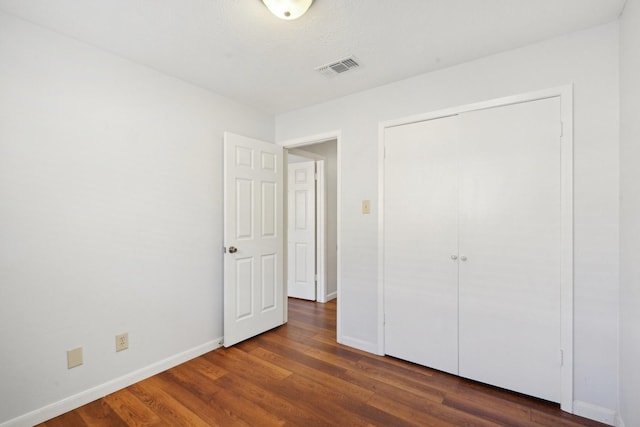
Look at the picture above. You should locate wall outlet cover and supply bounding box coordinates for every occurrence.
[116,333,129,352]
[67,347,83,369]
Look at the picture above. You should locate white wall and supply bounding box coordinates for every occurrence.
[619,0,640,426]
[296,140,338,299]
[276,22,620,418]
[0,11,273,426]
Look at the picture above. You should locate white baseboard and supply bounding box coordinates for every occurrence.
[318,291,337,303]
[0,338,222,427]
[339,335,379,354]
[616,413,626,427]
[573,400,616,426]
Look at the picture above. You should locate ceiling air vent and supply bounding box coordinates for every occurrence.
[315,56,360,78]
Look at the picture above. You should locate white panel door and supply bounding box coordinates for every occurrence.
[457,97,562,402]
[223,132,284,347]
[287,161,316,300]
[383,115,460,375]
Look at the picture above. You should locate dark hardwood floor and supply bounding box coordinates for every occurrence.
[40,299,606,426]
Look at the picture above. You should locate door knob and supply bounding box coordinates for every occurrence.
[228,246,238,254]
[451,255,458,260]
[460,256,467,261]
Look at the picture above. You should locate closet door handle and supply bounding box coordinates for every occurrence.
[228,246,238,254]
[451,255,458,260]
[460,256,467,261]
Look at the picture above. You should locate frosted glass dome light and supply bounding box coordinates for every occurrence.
[262,0,313,20]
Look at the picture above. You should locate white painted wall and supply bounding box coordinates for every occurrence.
[297,140,338,299]
[276,22,620,417]
[0,11,273,426]
[619,0,640,426]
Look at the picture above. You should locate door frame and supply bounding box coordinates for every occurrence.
[278,131,342,339]
[377,86,574,413]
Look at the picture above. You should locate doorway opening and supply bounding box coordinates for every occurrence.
[280,131,341,341]
[285,141,337,303]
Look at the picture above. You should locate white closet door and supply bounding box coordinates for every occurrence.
[457,97,562,402]
[384,115,460,375]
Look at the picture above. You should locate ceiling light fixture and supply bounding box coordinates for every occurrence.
[262,0,313,20]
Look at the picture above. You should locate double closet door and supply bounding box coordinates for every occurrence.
[383,97,562,403]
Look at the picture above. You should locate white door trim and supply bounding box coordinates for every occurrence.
[278,130,342,342]
[378,86,574,413]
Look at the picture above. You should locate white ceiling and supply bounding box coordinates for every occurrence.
[0,0,626,114]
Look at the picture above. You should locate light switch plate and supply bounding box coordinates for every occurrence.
[362,200,371,214]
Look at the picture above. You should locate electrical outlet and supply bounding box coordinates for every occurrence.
[115,333,128,352]
[67,347,83,369]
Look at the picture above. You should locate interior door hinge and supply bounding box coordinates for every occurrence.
[314,274,318,282]
[383,146,386,159]
[560,349,564,366]
[560,121,564,137]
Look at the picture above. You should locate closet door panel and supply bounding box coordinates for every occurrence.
[383,116,460,375]
[458,97,562,402]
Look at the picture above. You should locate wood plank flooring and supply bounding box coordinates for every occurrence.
[39,299,606,426]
